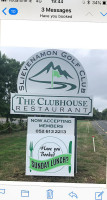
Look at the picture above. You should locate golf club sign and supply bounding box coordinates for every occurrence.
[17,49,87,95]
[11,49,93,116]
[10,49,93,177]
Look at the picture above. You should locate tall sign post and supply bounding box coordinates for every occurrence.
[10,49,93,177]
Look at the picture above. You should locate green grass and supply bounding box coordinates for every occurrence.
[76,120,107,183]
[0,131,26,181]
[0,120,107,183]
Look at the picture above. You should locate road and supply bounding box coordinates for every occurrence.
[92,120,107,138]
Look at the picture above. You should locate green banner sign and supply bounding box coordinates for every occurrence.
[30,154,71,172]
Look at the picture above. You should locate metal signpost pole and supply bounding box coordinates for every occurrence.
[74,118,77,174]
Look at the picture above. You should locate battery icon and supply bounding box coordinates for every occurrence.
[103,1,106,4]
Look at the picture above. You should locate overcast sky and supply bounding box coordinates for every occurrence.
[1,47,107,112]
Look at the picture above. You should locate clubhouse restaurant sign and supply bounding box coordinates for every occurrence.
[10,49,93,116]
[11,94,92,116]
[26,117,75,176]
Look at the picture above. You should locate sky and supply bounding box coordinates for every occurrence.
[0,46,107,112]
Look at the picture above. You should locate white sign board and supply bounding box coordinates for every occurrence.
[11,94,93,116]
[27,117,75,134]
[26,117,75,177]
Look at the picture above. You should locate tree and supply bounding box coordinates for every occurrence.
[0,52,23,121]
[93,107,102,120]
[102,108,107,120]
